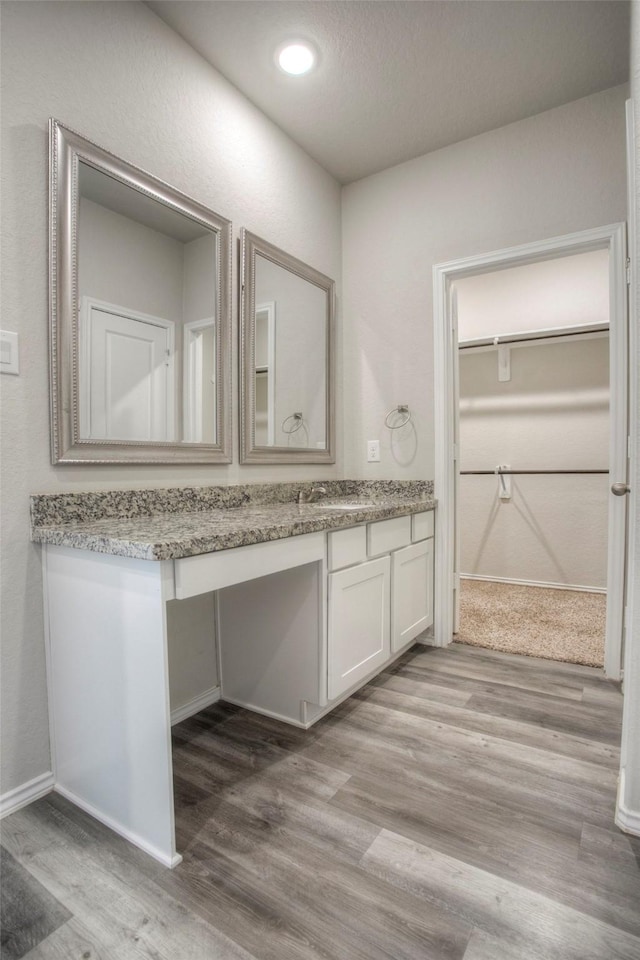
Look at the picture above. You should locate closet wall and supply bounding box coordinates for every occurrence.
[457,251,610,590]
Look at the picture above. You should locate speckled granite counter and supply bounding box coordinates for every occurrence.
[31,480,435,561]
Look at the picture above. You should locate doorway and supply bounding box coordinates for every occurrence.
[454,250,609,666]
[433,223,629,679]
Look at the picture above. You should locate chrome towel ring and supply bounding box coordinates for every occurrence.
[282,412,304,434]
[385,404,411,429]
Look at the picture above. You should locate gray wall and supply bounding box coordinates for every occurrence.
[0,0,342,797]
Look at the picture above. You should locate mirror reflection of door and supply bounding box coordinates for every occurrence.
[254,302,275,445]
[183,319,216,443]
[77,161,218,445]
[254,255,327,449]
[80,298,175,441]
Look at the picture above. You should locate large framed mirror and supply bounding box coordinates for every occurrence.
[240,229,335,464]
[49,119,232,463]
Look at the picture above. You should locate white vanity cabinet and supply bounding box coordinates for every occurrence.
[391,539,434,652]
[328,556,391,699]
[326,510,434,700]
[38,500,434,870]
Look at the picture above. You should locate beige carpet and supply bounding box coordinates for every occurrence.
[455,579,606,667]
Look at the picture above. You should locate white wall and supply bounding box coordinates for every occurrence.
[459,337,609,588]
[183,233,217,326]
[456,249,610,341]
[342,85,628,479]
[79,197,185,325]
[0,0,342,797]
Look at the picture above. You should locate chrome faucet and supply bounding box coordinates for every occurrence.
[297,485,328,504]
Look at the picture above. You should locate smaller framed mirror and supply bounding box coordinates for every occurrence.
[49,119,232,463]
[240,230,335,464]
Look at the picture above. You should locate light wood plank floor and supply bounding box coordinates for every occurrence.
[2,643,639,960]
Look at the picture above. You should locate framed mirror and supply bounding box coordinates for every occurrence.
[49,119,232,463]
[240,229,335,464]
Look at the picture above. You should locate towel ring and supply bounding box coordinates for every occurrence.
[282,412,304,435]
[385,404,411,429]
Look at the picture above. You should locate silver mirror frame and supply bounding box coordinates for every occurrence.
[239,229,335,464]
[49,118,232,464]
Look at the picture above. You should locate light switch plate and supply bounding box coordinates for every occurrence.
[0,330,19,375]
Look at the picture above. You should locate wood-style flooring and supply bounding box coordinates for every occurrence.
[2,643,639,960]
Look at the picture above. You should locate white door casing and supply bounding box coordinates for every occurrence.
[433,223,629,680]
[80,297,175,442]
[616,99,640,836]
[451,284,461,635]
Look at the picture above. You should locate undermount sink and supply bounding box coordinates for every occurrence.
[311,500,378,510]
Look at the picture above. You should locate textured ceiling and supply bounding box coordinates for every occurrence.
[146,0,630,184]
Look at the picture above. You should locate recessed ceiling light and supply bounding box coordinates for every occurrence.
[276,41,317,76]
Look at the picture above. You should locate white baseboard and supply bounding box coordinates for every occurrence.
[460,574,606,594]
[170,686,221,726]
[616,772,640,837]
[0,772,54,819]
[53,784,182,868]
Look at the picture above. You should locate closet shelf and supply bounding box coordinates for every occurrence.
[460,469,608,475]
[458,322,609,351]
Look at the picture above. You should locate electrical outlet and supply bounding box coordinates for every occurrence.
[367,440,380,462]
[0,330,19,375]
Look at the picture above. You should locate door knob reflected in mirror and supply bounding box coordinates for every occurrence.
[611,482,630,496]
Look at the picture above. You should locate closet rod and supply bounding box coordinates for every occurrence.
[460,469,608,475]
[458,323,609,350]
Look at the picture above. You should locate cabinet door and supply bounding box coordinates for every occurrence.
[391,539,433,652]
[328,556,390,700]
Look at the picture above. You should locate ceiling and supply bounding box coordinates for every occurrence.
[79,164,210,243]
[146,0,630,184]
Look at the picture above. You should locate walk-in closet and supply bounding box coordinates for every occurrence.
[454,249,610,666]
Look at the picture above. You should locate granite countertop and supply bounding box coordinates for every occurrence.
[30,480,435,561]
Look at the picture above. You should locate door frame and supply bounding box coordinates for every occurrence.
[617,100,639,834]
[433,222,628,679]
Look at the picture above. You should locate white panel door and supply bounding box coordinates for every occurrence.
[82,302,174,441]
[391,539,434,652]
[328,556,390,700]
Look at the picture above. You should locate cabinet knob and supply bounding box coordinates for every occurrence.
[611,482,630,496]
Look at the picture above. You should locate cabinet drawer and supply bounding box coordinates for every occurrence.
[412,510,434,542]
[328,526,367,571]
[174,533,325,599]
[367,515,411,557]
